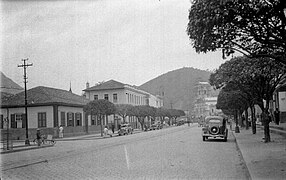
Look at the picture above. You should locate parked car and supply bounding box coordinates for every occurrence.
[202,116,228,142]
[118,123,133,136]
[176,120,185,126]
[150,123,159,130]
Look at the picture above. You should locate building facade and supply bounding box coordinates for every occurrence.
[193,82,221,119]
[83,80,163,128]
[0,86,89,140]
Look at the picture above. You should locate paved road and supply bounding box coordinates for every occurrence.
[2,125,250,179]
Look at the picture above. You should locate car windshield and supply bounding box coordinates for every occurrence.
[208,119,221,123]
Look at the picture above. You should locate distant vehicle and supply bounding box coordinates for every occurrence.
[118,123,133,136]
[176,120,185,126]
[202,116,228,142]
[150,123,159,130]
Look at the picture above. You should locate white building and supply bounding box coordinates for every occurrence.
[83,80,163,128]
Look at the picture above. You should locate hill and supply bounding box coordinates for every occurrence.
[139,67,211,112]
[0,71,23,99]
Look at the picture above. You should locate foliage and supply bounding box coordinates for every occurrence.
[84,99,116,116]
[115,104,133,123]
[187,0,286,64]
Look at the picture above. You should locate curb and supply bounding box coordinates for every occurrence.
[231,130,252,180]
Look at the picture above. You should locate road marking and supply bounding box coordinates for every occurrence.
[124,145,130,170]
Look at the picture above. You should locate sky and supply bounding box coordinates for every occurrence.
[1,0,226,95]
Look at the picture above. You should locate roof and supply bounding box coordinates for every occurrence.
[83,80,125,91]
[1,86,89,108]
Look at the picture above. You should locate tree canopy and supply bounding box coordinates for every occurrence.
[187,0,286,64]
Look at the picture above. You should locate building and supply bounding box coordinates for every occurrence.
[0,86,90,140]
[83,80,163,128]
[193,82,220,119]
[273,80,286,123]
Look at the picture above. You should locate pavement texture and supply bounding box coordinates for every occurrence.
[232,122,286,180]
[1,123,286,180]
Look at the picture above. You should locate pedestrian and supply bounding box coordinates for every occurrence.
[111,124,115,134]
[274,108,280,125]
[59,125,64,138]
[104,126,112,137]
[36,129,42,146]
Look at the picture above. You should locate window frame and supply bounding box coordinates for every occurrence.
[38,112,47,128]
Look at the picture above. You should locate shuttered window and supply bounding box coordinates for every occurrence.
[75,113,82,126]
[11,114,17,128]
[60,112,66,126]
[67,112,74,126]
[38,112,47,128]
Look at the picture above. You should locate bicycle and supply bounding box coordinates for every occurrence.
[33,134,56,146]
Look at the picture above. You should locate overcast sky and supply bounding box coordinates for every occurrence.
[1,0,226,95]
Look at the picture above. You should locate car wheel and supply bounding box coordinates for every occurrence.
[203,136,206,141]
[224,136,227,142]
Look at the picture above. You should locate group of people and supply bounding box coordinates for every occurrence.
[103,124,115,137]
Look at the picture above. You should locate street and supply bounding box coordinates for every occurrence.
[2,125,250,179]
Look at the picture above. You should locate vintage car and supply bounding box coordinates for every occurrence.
[118,123,133,136]
[202,116,228,142]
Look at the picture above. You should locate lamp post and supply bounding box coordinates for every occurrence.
[18,58,33,145]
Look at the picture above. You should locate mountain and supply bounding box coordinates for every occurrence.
[0,71,24,99]
[139,67,211,111]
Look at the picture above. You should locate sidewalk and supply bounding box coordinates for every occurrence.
[0,129,142,154]
[232,124,286,180]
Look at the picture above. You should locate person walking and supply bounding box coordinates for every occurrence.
[274,108,280,125]
[59,125,64,138]
[36,129,42,146]
[111,124,115,134]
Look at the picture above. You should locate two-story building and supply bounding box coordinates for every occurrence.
[83,80,163,129]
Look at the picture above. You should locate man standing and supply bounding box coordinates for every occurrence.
[59,125,64,138]
[274,108,280,125]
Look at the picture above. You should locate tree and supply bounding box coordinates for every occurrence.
[115,104,133,123]
[187,0,286,65]
[129,105,154,130]
[84,99,116,136]
[210,56,286,142]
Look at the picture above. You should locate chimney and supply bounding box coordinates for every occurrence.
[86,82,90,89]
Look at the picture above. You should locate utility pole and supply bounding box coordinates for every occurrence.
[18,58,33,145]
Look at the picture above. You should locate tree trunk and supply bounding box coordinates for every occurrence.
[100,115,103,137]
[251,105,256,134]
[264,99,271,143]
[245,108,249,130]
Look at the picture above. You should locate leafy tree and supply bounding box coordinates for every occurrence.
[187,0,286,64]
[84,99,116,136]
[156,107,169,124]
[210,56,286,142]
[115,104,133,123]
[129,105,154,130]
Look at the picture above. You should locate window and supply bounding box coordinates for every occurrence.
[60,112,66,126]
[38,112,47,128]
[16,114,22,121]
[94,95,98,100]
[91,115,96,125]
[67,112,74,126]
[75,113,82,126]
[104,94,109,100]
[113,93,118,103]
[97,115,101,125]
[11,114,16,128]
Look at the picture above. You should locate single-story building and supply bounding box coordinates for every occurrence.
[0,86,92,140]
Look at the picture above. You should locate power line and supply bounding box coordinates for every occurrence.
[18,58,33,146]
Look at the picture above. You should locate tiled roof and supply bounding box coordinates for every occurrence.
[83,80,125,91]
[1,86,89,107]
